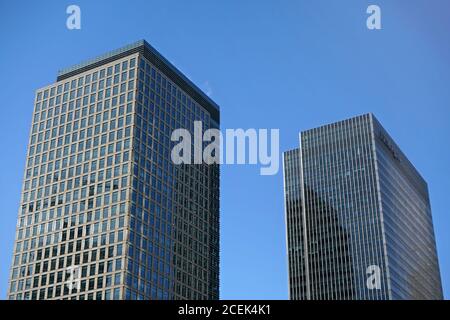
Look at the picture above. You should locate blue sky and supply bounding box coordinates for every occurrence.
[0,0,449,299]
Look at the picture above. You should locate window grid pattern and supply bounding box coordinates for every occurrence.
[8,54,139,300]
[123,54,219,300]
[8,44,221,301]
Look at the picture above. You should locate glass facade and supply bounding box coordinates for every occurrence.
[283,113,443,300]
[7,40,220,300]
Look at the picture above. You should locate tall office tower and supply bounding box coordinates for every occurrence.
[7,40,220,300]
[283,113,442,300]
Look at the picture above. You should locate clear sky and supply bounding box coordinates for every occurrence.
[0,0,449,299]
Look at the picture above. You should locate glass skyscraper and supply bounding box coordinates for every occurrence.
[283,113,442,300]
[7,40,220,300]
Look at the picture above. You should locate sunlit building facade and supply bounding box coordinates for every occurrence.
[7,40,220,300]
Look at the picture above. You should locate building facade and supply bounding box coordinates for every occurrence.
[283,113,442,300]
[7,40,220,300]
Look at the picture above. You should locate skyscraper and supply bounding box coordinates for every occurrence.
[283,113,442,300]
[7,40,220,300]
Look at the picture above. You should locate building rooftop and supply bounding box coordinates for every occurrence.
[56,40,220,122]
